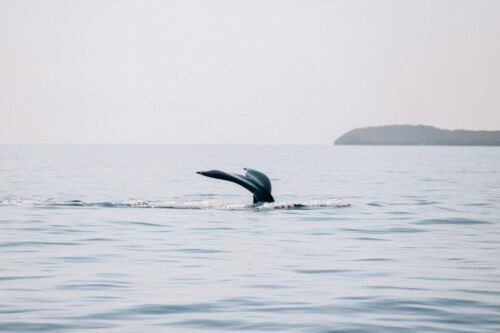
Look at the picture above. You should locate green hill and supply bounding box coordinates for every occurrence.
[335,125,500,146]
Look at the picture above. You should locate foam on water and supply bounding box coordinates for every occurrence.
[0,197,350,210]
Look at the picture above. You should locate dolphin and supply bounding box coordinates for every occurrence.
[196,168,275,204]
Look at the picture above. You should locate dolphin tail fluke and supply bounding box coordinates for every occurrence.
[197,168,274,203]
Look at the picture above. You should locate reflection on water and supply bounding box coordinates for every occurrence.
[1,145,500,332]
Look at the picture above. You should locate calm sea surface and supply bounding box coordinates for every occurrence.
[1,145,499,332]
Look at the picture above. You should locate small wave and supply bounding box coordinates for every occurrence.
[415,218,491,225]
[0,198,350,210]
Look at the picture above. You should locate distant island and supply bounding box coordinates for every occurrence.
[335,125,500,146]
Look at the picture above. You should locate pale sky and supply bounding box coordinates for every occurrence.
[1,0,499,144]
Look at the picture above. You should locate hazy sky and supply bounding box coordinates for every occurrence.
[1,0,499,144]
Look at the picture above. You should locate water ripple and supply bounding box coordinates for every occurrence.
[415,218,492,225]
[1,146,500,332]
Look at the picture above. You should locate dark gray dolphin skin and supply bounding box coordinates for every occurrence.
[196,168,274,204]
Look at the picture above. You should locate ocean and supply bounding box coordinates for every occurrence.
[1,145,499,332]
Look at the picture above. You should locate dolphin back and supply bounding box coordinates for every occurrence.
[197,168,275,203]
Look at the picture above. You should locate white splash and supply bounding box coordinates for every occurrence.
[0,197,350,210]
[258,198,351,210]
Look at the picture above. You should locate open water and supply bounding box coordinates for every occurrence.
[1,145,499,332]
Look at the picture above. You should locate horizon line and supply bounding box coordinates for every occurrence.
[0,142,335,146]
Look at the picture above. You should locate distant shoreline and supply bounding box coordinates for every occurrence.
[335,125,500,146]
